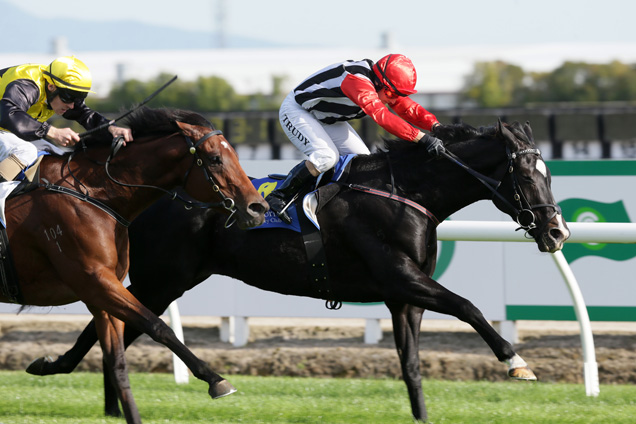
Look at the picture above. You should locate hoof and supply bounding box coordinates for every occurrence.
[209,379,237,399]
[25,356,54,375]
[508,366,537,381]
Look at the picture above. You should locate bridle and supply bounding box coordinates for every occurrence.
[48,128,239,228]
[441,146,562,239]
[40,74,247,227]
[104,129,239,227]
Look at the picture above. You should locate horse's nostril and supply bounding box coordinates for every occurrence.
[549,227,565,241]
[250,202,268,215]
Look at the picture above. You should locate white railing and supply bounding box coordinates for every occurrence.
[167,221,636,396]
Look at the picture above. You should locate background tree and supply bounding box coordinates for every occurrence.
[462,60,636,107]
[89,73,252,112]
[462,61,526,107]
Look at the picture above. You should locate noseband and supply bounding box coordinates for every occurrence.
[441,147,561,239]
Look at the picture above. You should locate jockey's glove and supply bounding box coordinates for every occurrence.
[419,134,445,157]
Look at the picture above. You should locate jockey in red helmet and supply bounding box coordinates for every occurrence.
[372,53,419,97]
[266,53,446,224]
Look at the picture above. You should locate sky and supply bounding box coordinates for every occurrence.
[4,0,636,96]
[6,0,636,49]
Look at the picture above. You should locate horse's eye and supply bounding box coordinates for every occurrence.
[521,173,535,184]
[209,156,222,165]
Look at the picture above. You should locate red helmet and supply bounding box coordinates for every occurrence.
[372,54,417,96]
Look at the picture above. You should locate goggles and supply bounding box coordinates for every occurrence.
[56,87,87,104]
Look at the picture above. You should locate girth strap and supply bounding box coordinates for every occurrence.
[296,200,332,297]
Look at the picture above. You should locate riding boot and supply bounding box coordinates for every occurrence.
[266,161,316,224]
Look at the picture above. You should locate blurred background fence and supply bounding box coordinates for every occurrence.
[174,105,636,161]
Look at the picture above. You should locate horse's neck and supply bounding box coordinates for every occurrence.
[39,137,187,222]
[350,142,507,222]
[430,141,508,220]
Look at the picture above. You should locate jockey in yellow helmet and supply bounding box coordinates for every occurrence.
[0,56,132,182]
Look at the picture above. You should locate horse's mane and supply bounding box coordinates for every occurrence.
[82,107,213,147]
[123,107,213,137]
[432,122,497,145]
[380,122,496,158]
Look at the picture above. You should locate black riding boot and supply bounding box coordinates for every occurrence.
[266,161,315,224]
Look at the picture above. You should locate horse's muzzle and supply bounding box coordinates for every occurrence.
[539,214,570,253]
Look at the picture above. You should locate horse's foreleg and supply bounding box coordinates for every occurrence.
[103,360,122,418]
[90,309,140,424]
[390,264,536,381]
[386,302,427,423]
[128,310,237,398]
[102,288,184,417]
[82,272,235,399]
[429,289,536,380]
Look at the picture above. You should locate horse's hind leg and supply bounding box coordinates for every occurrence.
[26,319,99,376]
[386,302,427,423]
[90,308,140,424]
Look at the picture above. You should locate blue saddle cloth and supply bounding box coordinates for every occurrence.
[250,154,356,233]
[251,176,302,232]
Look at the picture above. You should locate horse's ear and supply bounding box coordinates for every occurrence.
[523,121,535,142]
[496,119,517,149]
[174,121,199,138]
[496,118,505,135]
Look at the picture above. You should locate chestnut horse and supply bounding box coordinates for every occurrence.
[1,107,268,424]
[28,121,569,422]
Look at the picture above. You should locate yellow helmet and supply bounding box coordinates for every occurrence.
[43,56,94,101]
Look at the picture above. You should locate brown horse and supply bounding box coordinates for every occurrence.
[0,107,268,424]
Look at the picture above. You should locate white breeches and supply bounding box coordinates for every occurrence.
[278,92,370,173]
[0,131,39,167]
[0,131,73,167]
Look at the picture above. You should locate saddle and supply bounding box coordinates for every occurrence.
[251,155,356,307]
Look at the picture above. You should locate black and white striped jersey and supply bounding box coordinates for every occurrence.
[293,59,375,124]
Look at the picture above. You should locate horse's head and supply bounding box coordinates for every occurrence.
[174,120,268,229]
[493,120,570,252]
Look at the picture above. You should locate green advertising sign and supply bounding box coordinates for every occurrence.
[559,199,636,262]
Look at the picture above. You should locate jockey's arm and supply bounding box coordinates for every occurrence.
[0,80,51,141]
[341,74,423,142]
[63,102,132,142]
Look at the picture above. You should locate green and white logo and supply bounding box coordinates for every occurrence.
[560,198,636,262]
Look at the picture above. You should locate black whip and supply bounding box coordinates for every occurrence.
[79,75,178,139]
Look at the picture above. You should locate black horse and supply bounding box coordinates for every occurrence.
[27,120,570,422]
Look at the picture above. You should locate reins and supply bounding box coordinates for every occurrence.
[341,138,560,238]
[42,129,239,228]
[103,130,239,228]
[104,131,235,210]
[439,146,561,237]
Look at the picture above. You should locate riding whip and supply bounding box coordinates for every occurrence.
[78,75,178,139]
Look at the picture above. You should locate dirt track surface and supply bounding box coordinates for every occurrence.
[1,314,635,384]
